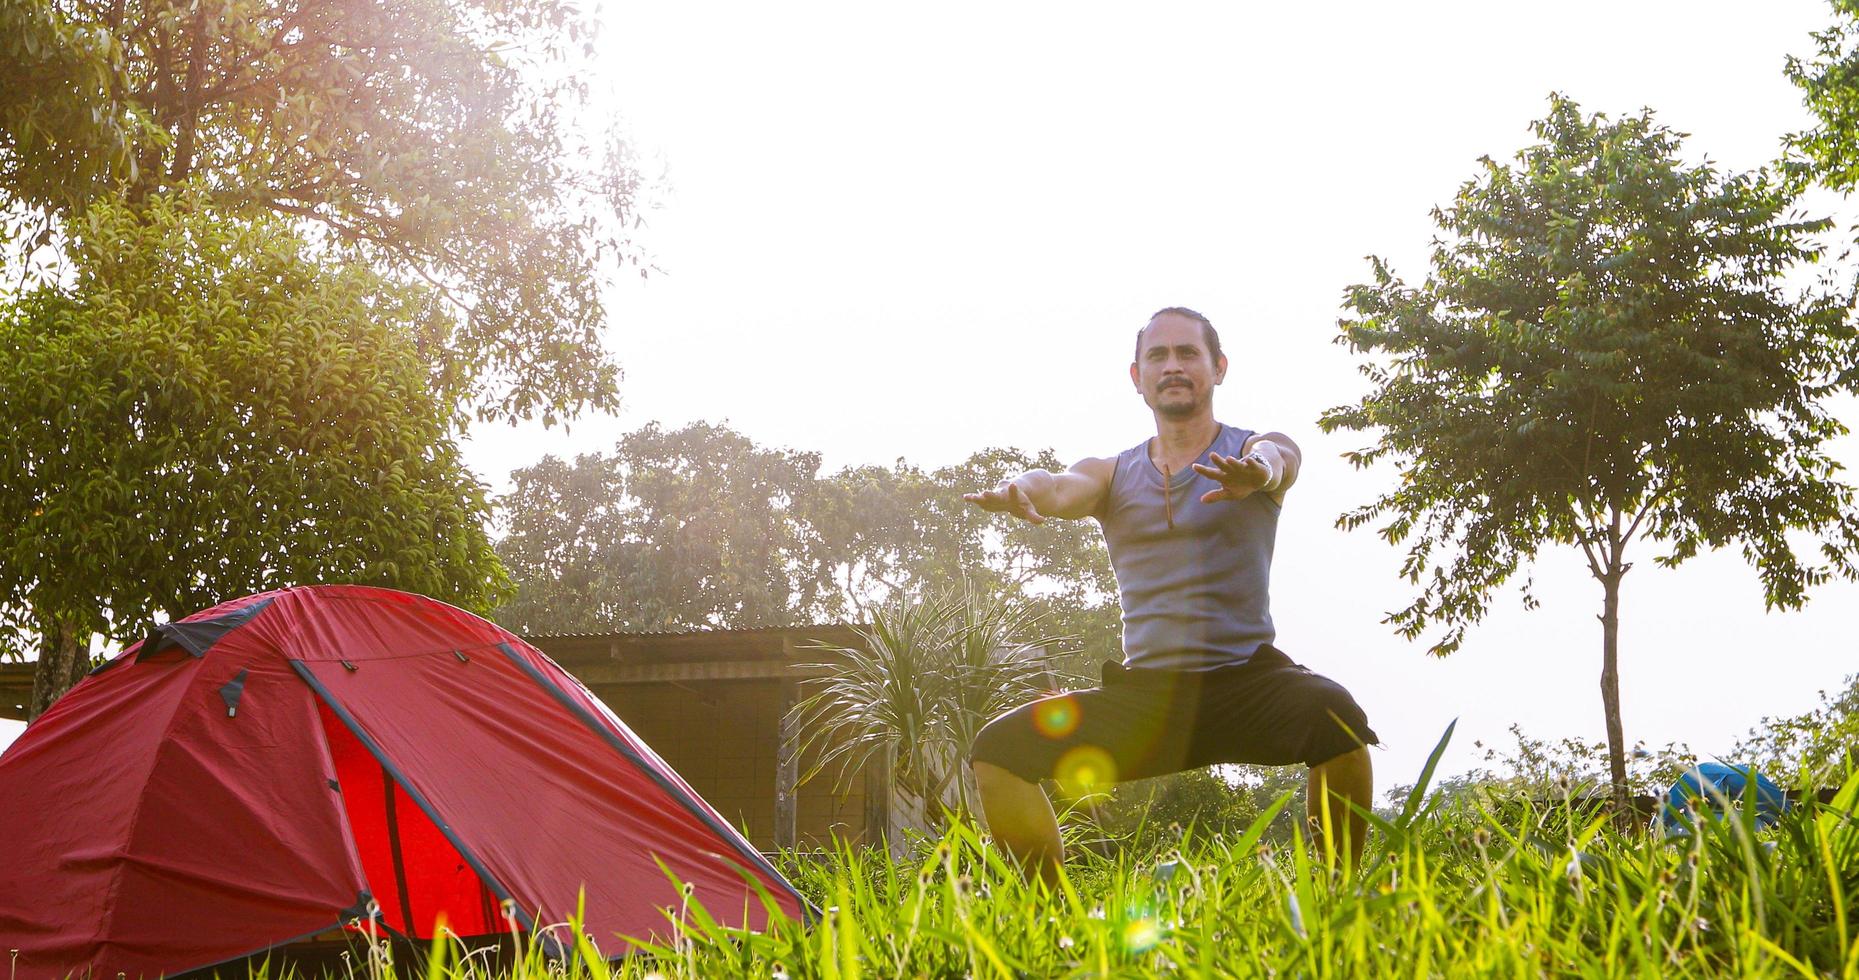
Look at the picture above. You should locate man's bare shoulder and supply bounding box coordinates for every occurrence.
[1241,431,1302,458]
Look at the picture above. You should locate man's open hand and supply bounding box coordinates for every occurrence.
[963,482,1047,525]
[1192,451,1272,503]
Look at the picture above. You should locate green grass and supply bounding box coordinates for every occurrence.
[313,753,1859,980]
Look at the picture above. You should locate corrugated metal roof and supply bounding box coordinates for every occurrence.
[523,623,866,641]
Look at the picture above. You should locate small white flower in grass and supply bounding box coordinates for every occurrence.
[772,966,790,980]
[1058,936,1074,949]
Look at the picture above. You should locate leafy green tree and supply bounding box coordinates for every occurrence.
[1787,0,1859,196]
[495,431,1122,660]
[1,0,646,421]
[493,422,839,633]
[1320,96,1859,814]
[813,448,1120,670]
[1,1,148,216]
[0,193,507,717]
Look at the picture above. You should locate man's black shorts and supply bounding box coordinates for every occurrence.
[968,645,1376,788]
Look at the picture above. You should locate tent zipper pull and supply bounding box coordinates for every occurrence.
[454,649,470,663]
[341,660,358,672]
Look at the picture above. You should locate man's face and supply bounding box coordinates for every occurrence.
[1130,312,1227,419]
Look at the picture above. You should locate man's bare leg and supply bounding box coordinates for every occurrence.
[973,761,1063,885]
[1307,746,1373,866]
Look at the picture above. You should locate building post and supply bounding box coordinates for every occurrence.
[774,679,798,851]
[863,748,894,855]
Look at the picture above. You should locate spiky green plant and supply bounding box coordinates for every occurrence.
[790,586,1074,820]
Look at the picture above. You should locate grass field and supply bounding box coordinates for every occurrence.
[320,747,1859,980]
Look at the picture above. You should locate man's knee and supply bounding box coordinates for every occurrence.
[972,759,1026,792]
[1300,680,1376,766]
[969,711,1034,781]
[1309,743,1372,771]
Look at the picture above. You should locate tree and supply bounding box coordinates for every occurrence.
[1,1,148,216]
[1787,0,1859,196]
[1320,95,1859,815]
[0,192,508,716]
[493,422,838,634]
[495,430,1123,658]
[812,448,1120,669]
[1,0,648,422]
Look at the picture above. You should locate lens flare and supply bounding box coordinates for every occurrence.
[1123,917,1161,952]
[1032,696,1081,739]
[1053,745,1116,797]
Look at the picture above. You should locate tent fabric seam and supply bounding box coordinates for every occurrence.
[288,660,537,937]
[86,655,226,967]
[492,642,808,915]
[289,641,510,665]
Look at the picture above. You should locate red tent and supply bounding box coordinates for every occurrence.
[0,586,807,979]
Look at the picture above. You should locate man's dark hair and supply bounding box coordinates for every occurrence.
[1134,306,1223,364]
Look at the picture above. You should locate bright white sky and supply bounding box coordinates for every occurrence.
[6,1,1857,792]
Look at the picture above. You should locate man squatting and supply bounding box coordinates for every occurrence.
[963,306,1377,883]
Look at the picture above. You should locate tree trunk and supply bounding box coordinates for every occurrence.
[29,616,91,721]
[170,5,209,182]
[1599,569,1630,825]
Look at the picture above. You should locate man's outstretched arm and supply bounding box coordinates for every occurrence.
[963,457,1115,524]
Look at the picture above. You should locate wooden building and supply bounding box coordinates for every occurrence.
[527,625,903,852]
[0,663,27,722]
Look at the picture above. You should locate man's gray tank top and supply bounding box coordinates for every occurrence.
[1096,423,1278,670]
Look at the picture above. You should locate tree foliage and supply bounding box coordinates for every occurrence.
[1787,0,1859,195]
[812,447,1120,663]
[493,424,1121,662]
[0,192,508,712]
[0,0,150,214]
[1,0,647,422]
[494,421,835,634]
[1320,95,1859,808]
